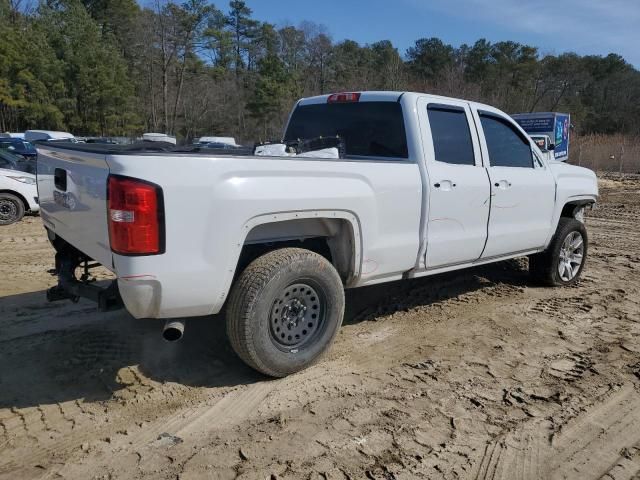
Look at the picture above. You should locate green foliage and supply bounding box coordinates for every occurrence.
[407,37,454,80]
[247,53,290,136]
[225,0,258,71]
[0,1,65,131]
[36,0,139,134]
[204,8,234,69]
[1,0,639,139]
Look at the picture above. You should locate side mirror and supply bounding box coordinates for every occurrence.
[548,143,555,150]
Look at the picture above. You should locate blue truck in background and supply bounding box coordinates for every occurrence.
[511,112,571,162]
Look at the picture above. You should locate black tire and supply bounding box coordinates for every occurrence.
[226,248,345,377]
[529,217,588,286]
[0,193,25,225]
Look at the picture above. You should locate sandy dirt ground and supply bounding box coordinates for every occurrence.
[1,175,639,480]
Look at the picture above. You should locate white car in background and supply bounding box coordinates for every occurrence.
[0,151,39,225]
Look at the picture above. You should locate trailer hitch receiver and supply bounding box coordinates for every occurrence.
[46,250,123,312]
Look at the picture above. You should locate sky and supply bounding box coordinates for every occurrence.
[244,0,640,67]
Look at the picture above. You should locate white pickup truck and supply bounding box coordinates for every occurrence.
[36,91,598,377]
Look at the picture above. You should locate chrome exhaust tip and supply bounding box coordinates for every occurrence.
[162,320,185,342]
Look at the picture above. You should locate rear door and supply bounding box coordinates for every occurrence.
[417,97,491,269]
[474,109,556,258]
[37,145,113,268]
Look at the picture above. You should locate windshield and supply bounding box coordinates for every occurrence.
[284,101,408,159]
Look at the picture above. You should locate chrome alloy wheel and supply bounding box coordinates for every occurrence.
[269,283,324,350]
[558,231,584,282]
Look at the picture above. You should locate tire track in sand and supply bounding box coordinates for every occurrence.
[471,384,640,480]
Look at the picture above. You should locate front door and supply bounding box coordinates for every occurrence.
[474,109,557,258]
[418,98,491,269]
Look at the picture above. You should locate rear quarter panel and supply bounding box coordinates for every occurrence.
[106,154,422,318]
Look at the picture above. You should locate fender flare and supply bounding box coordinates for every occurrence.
[214,210,363,308]
[545,194,597,248]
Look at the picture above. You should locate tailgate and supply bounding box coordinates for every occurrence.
[36,145,113,269]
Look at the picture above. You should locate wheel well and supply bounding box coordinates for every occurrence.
[238,218,357,284]
[0,190,28,210]
[561,200,594,218]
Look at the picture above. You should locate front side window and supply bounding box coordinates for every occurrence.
[480,113,533,168]
[427,105,475,166]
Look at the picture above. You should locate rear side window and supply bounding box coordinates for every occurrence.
[284,102,408,159]
[480,113,533,168]
[427,105,475,165]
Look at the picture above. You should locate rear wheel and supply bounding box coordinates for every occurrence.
[529,217,587,286]
[0,193,25,225]
[226,248,345,377]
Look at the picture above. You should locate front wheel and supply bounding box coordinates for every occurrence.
[0,193,25,225]
[529,217,588,286]
[226,248,345,377]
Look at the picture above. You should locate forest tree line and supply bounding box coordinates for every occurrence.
[1,0,640,142]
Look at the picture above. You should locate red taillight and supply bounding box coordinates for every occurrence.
[327,92,361,103]
[108,175,164,255]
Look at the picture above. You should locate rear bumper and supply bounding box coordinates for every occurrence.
[117,274,218,319]
[117,277,162,319]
